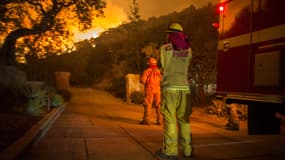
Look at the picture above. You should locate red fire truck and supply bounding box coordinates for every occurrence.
[215,0,285,134]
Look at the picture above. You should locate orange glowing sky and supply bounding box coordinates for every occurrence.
[73,3,127,42]
[73,0,218,42]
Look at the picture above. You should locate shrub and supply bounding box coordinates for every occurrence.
[26,98,46,116]
[0,87,28,113]
[130,91,145,104]
[56,89,72,102]
[22,81,47,116]
[108,77,126,99]
[50,94,64,107]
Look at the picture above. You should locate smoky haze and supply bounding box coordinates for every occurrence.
[107,0,219,20]
[74,0,219,41]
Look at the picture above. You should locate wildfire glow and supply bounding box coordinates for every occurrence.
[73,28,103,42]
[73,3,127,42]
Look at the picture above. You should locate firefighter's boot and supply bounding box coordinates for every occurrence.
[140,104,152,125]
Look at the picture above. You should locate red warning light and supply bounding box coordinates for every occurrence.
[212,22,219,29]
[219,5,224,12]
[216,4,225,14]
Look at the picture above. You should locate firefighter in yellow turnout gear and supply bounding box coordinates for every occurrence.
[140,57,163,125]
[156,23,193,160]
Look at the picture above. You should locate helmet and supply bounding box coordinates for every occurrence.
[166,23,183,32]
[147,57,157,65]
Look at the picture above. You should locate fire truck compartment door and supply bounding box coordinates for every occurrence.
[254,51,281,87]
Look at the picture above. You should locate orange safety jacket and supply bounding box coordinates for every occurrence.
[141,67,161,93]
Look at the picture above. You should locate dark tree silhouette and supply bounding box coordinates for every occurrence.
[128,0,143,73]
[0,0,106,65]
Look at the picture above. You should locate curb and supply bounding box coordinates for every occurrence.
[0,106,65,160]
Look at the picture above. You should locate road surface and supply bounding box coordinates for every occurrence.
[22,88,285,160]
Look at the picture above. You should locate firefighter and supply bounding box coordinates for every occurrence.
[225,103,240,131]
[139,57,163,125]
[156,23,192,160]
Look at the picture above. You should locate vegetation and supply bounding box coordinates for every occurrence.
[0,86,27,113]
[128,0,143,73]
[0,0,106,65]
[0,76,68,115]
[130,91,145,104]
[91,3,219,106]
[1,2,219,106]
[207,99,248,121]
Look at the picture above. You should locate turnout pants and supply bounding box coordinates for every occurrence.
[161,90,192,156]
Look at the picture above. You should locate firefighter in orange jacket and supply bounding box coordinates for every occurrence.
[140,57,163,125]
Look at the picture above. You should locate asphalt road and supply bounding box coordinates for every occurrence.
[21,88,285,160]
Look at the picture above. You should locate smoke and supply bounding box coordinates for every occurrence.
[106,0,218,19]
[73,0,218,41]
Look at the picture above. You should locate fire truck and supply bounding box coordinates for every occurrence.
[215,0,285,134]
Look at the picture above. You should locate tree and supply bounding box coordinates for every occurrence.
[141,42,160,60]
[76,4,218,101]
[128,0,141,23]
[128,0,142,73]
[0,0,106,65]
